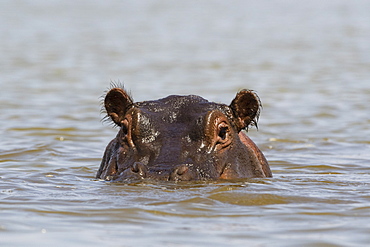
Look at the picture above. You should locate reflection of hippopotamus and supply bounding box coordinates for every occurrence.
[96,87,272,182]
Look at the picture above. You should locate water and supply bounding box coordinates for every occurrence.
[1,0,370,246]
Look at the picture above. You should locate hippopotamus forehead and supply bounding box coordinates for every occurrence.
[136,95,209,111]
[135,95,232,123]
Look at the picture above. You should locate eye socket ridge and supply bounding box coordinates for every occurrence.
[203,110,233,151]
[120,117,135,148]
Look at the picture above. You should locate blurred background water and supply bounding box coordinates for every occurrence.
[1,0,369,246]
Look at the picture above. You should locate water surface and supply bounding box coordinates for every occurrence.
[1,1,370,246]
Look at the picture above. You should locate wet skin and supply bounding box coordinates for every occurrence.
[97,87,272,182]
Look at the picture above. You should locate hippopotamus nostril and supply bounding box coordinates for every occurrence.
[118,162,148,180]
[176,164,189,176]
[169,164,199,181]
[131,162,147,177]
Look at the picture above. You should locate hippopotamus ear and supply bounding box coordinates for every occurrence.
[104,88,133,126]
[230,90,261,132]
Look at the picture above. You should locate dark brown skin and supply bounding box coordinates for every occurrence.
[97,87,272,182]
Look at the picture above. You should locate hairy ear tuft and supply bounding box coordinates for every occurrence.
[104,87,133,126]
[230,90,261,132]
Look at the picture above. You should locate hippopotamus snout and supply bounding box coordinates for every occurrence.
[120,162,200,181]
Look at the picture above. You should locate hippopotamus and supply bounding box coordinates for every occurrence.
[96,87,272,182]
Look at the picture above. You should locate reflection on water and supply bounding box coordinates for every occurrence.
[1,0,370,246]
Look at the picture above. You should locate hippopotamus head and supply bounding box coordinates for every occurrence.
[96,87,272,182]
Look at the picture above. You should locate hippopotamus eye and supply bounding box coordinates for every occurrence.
[219,126,228,140]
[217,122,230,143]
